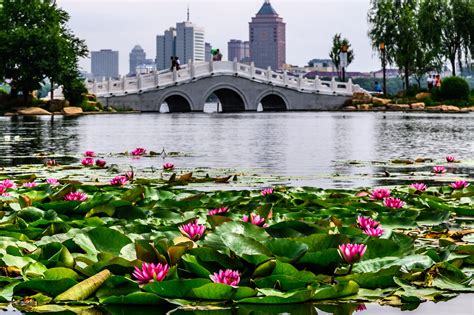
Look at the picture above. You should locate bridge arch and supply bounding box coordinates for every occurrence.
[202,84,248,112]
[157,91,194,112]
[256,90,290,111]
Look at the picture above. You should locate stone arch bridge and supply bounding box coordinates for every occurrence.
[89,60,364,112]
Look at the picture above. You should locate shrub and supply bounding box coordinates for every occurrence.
[438,76,470,101]
[63,76,87,106]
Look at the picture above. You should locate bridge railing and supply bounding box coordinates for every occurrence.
[87,60,363,97]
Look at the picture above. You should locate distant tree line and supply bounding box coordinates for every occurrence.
[367,0,474,91]
[0,0,88,105]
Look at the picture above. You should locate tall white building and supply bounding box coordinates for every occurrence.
[155,17,205,70]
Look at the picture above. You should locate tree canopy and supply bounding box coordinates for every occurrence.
[0,0,87,103]
[329,33,354,80]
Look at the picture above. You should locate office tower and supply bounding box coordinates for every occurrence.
[129,45,147,75]
[249,0,286,70]
[91,49,119,79]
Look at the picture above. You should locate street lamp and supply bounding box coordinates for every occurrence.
[379,42,387,95]
[340,44,348,82]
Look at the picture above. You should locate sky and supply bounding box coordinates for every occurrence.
[57,0,381,75]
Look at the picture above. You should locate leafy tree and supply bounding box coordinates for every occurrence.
[0,0,87,104]
[368,0,419,92]
[418,0,473,76]
[328,33,354,80]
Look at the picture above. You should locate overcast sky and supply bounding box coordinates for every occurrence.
[57,0,380,75]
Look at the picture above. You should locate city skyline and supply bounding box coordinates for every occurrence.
[58,0,379,75]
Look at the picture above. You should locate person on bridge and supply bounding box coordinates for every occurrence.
[212,49,223,61]
[170,56,176,71]
[374,81,382,93]
[176,57,181,70]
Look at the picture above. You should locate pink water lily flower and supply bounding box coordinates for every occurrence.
[210,269,241,286]
[95,159,106,167]
[22,182,37,188]
[451,180,470,190]
[243,213,268,227]
[84,151,96,157]
[432,166,446,174]
[178,220,206,241]
[110,175,128,186]
[64,192,88,201]
[261,188,273,196]
[132,262,169,284]
[208,207,229,216]
[125,170,134,181]
[163,162,174,170]
[46,159,57,167]
[81,158,94,166]
[383,197,405,209]
[0,180,16,189]
[131,147,146,156]
[446,155,456,163]
[370,188,391,200]
[46,178,59,185]
[357,216,380,230]
[409,183,427,192]
[0,186,6,194]
[338,243,367,264]
[363,227,384,237]
[356,304,367,312]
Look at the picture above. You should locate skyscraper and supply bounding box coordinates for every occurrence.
[228,39,250,62]
[176,21,205,64]
[249,0,286,70]
[155,19,205,70]
[91,49,119,79]
[156,27,176,70]
[205,42,212,62]
[129,45,146,75]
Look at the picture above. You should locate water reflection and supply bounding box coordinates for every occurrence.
[0,112,472,188]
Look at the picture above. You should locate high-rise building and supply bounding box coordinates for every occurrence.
[156,27,176,70]
[205,42,212,62]
[249,0,285,70]
[129,45,147,75]
[155,18,205,70]
[228,39,250,62]
[91,49,119,79]
[176,21,205,64]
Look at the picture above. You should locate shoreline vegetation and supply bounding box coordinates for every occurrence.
[0,151,472,312]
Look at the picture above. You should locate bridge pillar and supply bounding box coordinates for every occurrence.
[92,79,97,94]
[107,77,111,93]
[137,74,142,90]
[172,68,177,83]
[209,59,214,74]
[189,60,195,79]
[266,66,272,82]
[122,76,126,91]
[347,78,353,94]
[154,70,159,86]
[314,75,321,90]
[250,62,255,78]
[233,58,238,74]
[283,70,288,86]
[298,74,303,89]
[330,77,336,92]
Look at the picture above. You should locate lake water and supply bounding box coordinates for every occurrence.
[1,112,473,188]
[0,111,473,314]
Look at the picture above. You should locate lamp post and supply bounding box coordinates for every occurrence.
[340,44,348,82]
[379,42,387,96]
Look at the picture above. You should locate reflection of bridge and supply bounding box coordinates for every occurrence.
[89,60,364,112]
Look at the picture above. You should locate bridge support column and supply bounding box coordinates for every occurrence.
[209,59,214,74]
[189,60,195,79]
[347,78,353,94]
[92,79,97,94]
[250,62,255,78]
[330,77,336,92]
[172,68,177,83]
[314,75,321,91]
[266,66,272,82]
[122,76,126,91]
[107,77,111,93]
[298,74,303,89]
[283,70,288,86]
[154,70,159,87]
[137,74,142,90]
[233,58,238,74]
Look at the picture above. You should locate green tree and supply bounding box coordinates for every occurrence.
[419,0,473,76]
[0,0,87,104]
[368,0,419,92]
[329,33,354,80]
